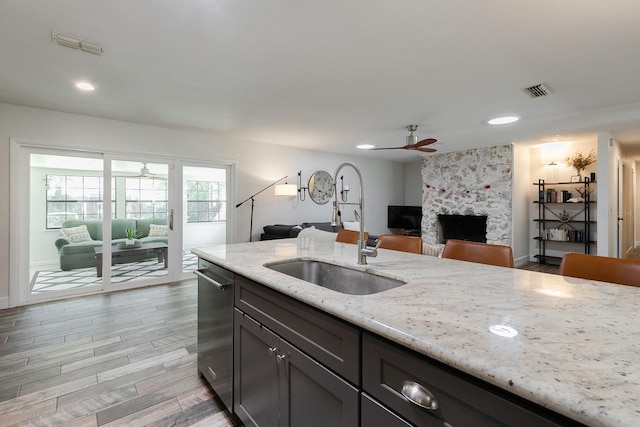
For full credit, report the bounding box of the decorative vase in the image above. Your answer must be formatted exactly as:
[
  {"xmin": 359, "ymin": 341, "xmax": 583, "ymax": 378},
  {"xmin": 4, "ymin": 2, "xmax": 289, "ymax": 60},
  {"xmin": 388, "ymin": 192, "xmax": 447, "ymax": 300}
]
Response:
[{"xmin": 125, "ymin": 238, "xmax": 135, "ymax": 246}]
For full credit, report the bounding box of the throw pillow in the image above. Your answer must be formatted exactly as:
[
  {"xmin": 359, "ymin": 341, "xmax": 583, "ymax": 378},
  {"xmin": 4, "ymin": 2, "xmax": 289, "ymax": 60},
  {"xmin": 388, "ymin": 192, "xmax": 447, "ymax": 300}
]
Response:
[
  {"xmin": 61, "ymin": 225, "xmax": 92, "ymax": 243},
  {"xmin": 297, "ymin": 226, "xmax": 337, "ymax": 242},
  {"xmin": 148, "ymin": 224, "xmax": 168, "ymax": 237}
]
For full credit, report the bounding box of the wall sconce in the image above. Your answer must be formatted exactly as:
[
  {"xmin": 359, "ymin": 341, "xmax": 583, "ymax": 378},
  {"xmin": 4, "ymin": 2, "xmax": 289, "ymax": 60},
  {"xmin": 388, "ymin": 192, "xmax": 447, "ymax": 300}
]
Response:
[
  {"xmin": 340, "ymin": 175, "xmax": 349, "ymax": 202},
  {"xmin": 541, "ymin": 142, "xmax": 571, "ymax": 183},
  {"xmin": 297, "ymin": 171, "xmax": 308, "ymax": 201}
]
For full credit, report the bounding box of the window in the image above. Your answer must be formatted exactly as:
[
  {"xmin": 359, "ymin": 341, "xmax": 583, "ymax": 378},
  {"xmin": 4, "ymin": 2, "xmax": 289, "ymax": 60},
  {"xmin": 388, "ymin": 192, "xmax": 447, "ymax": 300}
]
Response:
[
  {"xmin": 187, "ymin": 180, "xmax": 226, "ymax": 222},
  {"xmin": 125, "ymin": 178, "xmax": 168, "ymax": 219},
  {"xmin": 46, "ymin": 175, "xmax": 116, "ymax": 229}
]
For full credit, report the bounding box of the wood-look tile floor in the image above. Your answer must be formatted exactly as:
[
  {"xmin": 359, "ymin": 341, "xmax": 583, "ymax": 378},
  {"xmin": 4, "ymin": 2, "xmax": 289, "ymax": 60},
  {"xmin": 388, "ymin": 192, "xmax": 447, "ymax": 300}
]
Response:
[{"xmin": 0, "ymin": 280, "xmax": 237, "ymax": 427}]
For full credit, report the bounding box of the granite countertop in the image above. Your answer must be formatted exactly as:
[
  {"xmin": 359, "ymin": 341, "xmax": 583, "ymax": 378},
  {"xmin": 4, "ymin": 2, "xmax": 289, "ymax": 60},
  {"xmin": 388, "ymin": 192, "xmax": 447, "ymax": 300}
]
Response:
[{"xmin": 192, "ymin": 238, "xmax": 640, "ymax": 427}]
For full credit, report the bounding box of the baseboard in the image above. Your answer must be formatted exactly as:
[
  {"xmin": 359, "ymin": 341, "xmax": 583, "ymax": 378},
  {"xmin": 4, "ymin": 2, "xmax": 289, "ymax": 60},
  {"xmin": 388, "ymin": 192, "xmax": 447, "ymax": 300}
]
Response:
[
  {"xmin": 514, "ymin": 254, "xmax": 531, "ymax": 267},
  {"xmin": 0, "ymin": 297, "xmax": 9, "ymax": 310}
]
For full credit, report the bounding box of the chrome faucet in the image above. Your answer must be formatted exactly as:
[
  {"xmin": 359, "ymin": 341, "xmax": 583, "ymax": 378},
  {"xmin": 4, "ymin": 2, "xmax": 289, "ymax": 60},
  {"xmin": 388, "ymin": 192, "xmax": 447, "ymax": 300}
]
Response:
[{"xmin": 331, "ymin": 162, "xmax": 378, "ymax": 265}]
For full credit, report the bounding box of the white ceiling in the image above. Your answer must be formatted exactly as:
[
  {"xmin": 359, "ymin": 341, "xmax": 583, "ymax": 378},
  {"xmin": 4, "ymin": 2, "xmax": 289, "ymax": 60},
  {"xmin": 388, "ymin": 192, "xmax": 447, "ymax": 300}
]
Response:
[{"xmin": 2, "ymin": 0, "xmax": 640, "ymax": 161}]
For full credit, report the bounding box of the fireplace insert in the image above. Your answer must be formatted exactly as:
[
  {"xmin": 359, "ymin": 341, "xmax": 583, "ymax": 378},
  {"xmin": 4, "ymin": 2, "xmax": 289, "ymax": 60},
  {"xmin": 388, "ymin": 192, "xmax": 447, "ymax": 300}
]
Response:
[{"xmin": 438, "ymin": 214, "xmax": 487, "ymax": 243}]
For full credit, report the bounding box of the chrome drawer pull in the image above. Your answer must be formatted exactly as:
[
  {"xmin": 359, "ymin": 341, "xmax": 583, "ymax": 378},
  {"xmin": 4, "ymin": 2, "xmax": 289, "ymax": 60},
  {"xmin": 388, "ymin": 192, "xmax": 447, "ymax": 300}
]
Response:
[
  {"xmin": 276, "ymin": 354, "xmax": 288, "ymax": 364},
  {"xmin": 268, "ymin": 347, "xmax": 278, "ymax": 356},
  {"xmin": 401, "ymin": 380, "xmax": 439, "ymax": 410}
]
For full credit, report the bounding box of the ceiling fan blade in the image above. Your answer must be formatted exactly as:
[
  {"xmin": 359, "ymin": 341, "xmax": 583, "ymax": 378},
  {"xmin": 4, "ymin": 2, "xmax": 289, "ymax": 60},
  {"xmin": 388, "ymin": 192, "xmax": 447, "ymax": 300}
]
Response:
[
  {"xmin": 415, "ymin": 147, "xmax": 437, "ymax": 153},
  {"xmin": 371, "ymin": 146, "xmax": 406, "ymax": 150},
  {"xmin": 415, "ymin": 138, "xmax": 437, "ymax": 147}
]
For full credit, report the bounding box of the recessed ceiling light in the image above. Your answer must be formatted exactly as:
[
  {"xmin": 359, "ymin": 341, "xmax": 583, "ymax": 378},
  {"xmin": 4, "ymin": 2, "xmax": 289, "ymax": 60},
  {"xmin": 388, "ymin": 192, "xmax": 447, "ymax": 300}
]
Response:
[
  {"xmin": 357, "ymin": 144, "xmax": 375, "ymax": 150},
  {"xmin": 75, "ymin": 82, "xmax": 95, "ymax": 91},
  {"xmin": 488, "ymin": 116, "xmax": 519, "ymax": 125}
]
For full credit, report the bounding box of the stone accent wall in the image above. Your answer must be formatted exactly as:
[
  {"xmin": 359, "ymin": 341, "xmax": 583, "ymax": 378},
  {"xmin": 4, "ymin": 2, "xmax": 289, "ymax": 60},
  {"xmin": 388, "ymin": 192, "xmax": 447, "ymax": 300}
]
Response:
[{"xmin": 421, "ymin": 144, "xmax": 513, "ymax": 246}]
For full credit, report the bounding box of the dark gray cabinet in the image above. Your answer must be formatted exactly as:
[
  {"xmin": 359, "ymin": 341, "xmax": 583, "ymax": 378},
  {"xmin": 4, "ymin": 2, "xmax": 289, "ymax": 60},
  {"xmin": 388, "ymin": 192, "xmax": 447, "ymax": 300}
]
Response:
[
  {"xmin": 197, "ymin": 259, "xmax": 587, "ymax": 427},
  {"xmin": 234, "ymin": 279, "xmax": 360, "ymax": 427}
]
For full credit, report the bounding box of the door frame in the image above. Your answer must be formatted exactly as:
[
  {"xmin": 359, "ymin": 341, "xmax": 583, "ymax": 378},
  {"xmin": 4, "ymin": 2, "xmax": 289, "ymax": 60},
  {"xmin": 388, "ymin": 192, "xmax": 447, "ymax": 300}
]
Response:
[{"xmin": 9, "ymin": 138, "xmax": 235, "ymax": 307}]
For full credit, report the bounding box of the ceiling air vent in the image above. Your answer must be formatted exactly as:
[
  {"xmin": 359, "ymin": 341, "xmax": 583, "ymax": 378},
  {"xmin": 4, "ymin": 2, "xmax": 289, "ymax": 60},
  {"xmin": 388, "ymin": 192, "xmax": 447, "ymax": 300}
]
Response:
[
  {"xmin": 522, "ymin": 83, "xmax": 552, "ymax": 98},
  {"xmin": 51, "ymin": 31, "xmax": 103, "ymax": 55}
]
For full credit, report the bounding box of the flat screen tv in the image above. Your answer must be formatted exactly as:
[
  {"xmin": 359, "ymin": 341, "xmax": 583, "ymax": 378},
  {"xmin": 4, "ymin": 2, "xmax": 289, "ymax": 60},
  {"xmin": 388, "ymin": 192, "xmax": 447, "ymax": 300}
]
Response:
[{"xmin": 387, "ymin": 205, "xmax": 422, "ymax": 231}]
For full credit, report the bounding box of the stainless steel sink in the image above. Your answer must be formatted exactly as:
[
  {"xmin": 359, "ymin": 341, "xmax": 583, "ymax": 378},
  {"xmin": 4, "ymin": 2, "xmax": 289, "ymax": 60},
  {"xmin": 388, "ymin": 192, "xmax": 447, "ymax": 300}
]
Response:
[{"xmin": 265, "ymin": 259, "xmax": 406, "ymax": 295}]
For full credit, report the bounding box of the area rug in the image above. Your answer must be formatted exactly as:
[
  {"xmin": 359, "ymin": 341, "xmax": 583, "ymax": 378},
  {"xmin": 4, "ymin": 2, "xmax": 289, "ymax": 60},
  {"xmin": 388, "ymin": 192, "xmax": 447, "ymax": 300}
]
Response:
[{"xmin": 31, "ymin": 253, "xmax": 198, "ymax": 293}]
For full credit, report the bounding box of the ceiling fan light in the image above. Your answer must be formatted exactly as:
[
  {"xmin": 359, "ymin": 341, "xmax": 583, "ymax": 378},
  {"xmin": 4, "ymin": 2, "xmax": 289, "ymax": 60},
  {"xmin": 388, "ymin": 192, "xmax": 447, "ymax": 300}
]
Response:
[
  {"xmin": 357, "ymin": 144, "xmax": 375, "ymax": 150},
  {"xmin": 406, "ymin": 134, "xmax": 418, "ymax": 146}
]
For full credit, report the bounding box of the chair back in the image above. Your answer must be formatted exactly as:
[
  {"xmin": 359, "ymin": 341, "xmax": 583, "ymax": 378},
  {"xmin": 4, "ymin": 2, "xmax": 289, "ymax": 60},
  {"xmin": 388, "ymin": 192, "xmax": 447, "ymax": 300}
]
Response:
[
  {"xmin": 336, "ymin": 229, "xmax": 367, "ymax": 244},
  {"xmin": 559, "ymin": 253, "xmax": 640, "ymax": 287},
  {"xmin": 377, "ymin": 234, "xmax": 423, "ymax": 254},
  {"xmin": 441, "ymin": 239, "xmax": 514, "ymax": 268}
]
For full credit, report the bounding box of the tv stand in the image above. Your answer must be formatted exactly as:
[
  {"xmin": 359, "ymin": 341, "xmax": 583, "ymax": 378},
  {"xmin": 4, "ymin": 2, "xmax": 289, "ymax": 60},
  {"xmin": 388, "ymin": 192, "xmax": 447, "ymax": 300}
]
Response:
[{"xmin": 390, "ymin": 229, "xmax": 421, "ymax": 237}]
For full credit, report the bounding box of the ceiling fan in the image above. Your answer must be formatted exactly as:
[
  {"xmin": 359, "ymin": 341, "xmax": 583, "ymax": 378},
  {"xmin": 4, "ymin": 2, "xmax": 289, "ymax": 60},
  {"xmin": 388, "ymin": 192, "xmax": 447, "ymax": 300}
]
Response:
[
  {"xmin": 373, "ymin": 125, "xmax": 437, "ymax": 153},
  {"xmin": 115, "ymin": 163, "xmax": 167, "ymax": 180}
]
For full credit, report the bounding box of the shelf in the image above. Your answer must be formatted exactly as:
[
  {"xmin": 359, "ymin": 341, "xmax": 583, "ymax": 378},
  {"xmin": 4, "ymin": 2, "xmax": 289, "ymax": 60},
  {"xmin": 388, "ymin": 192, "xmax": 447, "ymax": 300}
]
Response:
[
  {"xmin": 533, "ymin": 237, "xmax": 596, "ymax": 243},
  {"xmin": 533, "ymin": 201, "xmax": 595, "ymax": 205},
  {"xmin": 532, "ymin": 181, "xmax": 595, "ymax": 185},
  {"xmin": 533, "ymin": 178, "xmax": 595, "ymax": 265},
  {"xmin": 533, "ymin": 219, "xmax": 596, "ymax": 223}
]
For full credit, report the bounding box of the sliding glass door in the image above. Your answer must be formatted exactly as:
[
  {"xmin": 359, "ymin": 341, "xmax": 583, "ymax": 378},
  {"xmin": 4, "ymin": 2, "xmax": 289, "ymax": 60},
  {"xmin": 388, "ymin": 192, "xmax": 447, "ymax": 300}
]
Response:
[{"xmin": 11, "ymin": 141, "xmax": 233, "ymax": 306}]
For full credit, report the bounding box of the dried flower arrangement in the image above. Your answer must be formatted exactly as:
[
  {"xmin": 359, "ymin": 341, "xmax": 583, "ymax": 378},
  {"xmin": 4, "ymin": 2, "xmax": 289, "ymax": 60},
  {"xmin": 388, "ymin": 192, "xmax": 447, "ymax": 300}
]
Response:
[{"xmin": 566, "ymin": 149, "xmax": 596, "ymax": 174}]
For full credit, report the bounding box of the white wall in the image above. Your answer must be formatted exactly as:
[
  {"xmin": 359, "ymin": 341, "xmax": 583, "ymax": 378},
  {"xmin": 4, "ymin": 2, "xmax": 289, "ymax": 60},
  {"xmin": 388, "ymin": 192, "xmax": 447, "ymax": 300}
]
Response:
[
  {"xmin": 403, "ymin": 160, "xmax": 422, "ymax": 206},
  {"xmin": 597, "ymin": 132, "xmax": 617, "ymax": 256},
  {"xmin": 511, "ymin": 144, "xmax": 530, "ymax": 265},
  {"xmin": 0, "ymin": 103, "xmax": 406, "ymax": 306}
]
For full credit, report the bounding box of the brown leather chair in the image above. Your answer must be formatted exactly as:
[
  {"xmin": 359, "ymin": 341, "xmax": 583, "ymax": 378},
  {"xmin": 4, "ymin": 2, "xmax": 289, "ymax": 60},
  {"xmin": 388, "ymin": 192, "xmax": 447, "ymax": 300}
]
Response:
[
  {"xmin": 336, "ymin": 229, "xmax": 368, "ymax": 244},
  {"xmin": 441, "ymin": 239, "xmax": 514, "ymax": 268},
  {"xmin": 377, "ymin": 234, "xmax": 423, "ymax": 254},
  {"xmin": 559, "ymin": 253, "xmax": 640, "ymax": 287}
]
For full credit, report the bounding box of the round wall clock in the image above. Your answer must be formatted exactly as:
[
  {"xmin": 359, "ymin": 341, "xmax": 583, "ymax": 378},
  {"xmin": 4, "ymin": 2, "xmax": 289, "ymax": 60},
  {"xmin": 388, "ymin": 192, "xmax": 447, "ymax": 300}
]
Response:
[{"xmin": 308, "ymin": 170, "xmax": 334, "ymax": 205}]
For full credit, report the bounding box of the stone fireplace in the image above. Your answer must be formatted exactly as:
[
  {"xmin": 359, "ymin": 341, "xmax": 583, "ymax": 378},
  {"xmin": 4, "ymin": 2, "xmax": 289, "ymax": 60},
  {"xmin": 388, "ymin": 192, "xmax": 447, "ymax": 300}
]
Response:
[{"xmin": 421, "ymin": 144, "xmax": 513, "ymax": 247}]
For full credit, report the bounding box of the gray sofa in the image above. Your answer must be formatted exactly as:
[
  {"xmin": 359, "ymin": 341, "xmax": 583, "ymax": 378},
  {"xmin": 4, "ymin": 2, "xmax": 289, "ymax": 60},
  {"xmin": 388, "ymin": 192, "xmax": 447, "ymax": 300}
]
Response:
[
  {"xmin": 261, "ymin": 222, "xmax": 378, "ymax": 246},
  {"xmin": 54, "ymin": 218, "xmax": 168, "ymax": 271}
]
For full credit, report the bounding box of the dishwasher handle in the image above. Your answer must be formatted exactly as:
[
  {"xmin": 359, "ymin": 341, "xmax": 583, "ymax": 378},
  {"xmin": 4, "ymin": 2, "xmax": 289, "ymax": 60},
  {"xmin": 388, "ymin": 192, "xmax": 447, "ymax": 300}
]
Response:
[{"xmin": 194, "ymin": 269, "xmax": 232, "ymax": 291}]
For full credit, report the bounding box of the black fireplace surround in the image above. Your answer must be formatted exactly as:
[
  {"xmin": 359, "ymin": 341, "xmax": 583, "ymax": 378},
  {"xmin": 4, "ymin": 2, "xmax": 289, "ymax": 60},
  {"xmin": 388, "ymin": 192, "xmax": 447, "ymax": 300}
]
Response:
[{"xmin": 438, "ymin": 214, "xmax": 487, "ymax": 243}]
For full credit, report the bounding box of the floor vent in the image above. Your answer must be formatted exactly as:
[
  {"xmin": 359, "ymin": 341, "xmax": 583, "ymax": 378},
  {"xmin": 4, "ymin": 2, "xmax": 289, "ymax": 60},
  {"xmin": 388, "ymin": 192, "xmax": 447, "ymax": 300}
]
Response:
[{"xmin": 522, "ymin": 83, "xmax": 552, "ymax": 98}]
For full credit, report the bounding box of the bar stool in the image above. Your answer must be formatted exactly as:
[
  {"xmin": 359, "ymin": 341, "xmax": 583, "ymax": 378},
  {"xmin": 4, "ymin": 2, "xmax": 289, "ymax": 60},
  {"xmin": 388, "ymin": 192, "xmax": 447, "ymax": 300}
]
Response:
[
  {"xmin": 441, "ymin": 239, "xmax": 514, "ymax": 268},
  {"xmin": 377, "ymin": 234, "xmax": 423, "ymax": 254},
  {"xmin": 559, "ymin": 253, "xmax": 640, "ymax": 287}
]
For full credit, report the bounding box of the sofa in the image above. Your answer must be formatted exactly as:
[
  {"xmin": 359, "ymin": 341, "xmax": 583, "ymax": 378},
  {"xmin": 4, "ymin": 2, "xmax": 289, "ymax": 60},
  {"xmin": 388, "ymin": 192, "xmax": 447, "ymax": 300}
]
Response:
[
  {"xmin": 261, "ymin": 222, "xmax": 378, "ymax": 246},
  {"xmin": 54, "ymin": 218, "xmax": 169, "ymax": 271}
]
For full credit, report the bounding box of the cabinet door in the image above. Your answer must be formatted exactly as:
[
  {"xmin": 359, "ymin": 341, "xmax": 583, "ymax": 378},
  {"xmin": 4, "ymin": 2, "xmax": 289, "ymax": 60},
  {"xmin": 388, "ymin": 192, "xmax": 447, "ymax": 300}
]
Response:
[
  {"xmin": 279, "ymin": 339, "xmax": 359, "ymax": 427},
  {"xmin": 234, "ymin": 309, "xmax": 280, "ymax": 427}
]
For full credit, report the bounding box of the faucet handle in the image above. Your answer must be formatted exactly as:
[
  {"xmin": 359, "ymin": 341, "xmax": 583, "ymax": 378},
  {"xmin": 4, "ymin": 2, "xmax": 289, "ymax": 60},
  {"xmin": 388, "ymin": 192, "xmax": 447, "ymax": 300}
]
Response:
[{"xmin": 361, "ymin": 239, "xmax": 380, "ymax": 258}]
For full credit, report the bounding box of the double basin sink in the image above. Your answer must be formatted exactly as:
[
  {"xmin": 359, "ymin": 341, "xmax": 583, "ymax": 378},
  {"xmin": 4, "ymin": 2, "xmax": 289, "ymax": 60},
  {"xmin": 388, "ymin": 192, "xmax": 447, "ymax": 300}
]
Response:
[{"xmin": 265, "ymin": 259, "xmax": 406, "ymax": 295}]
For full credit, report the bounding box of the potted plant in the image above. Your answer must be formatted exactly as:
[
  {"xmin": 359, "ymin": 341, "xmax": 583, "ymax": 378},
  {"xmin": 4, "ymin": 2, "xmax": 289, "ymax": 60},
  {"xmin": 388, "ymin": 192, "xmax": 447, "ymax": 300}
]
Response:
[
  {"xmin": 125, "ymin": 228, "xmax": 142, "ymax": 246},
  {"xmin": 566, "ymin": 149, "xmax": 596, "ymax": 181}
]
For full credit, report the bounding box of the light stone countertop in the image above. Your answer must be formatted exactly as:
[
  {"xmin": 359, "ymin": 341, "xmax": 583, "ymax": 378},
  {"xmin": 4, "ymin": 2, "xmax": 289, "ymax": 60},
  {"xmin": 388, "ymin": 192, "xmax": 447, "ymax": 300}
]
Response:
[{"xmin": 192, "ymin": 238, "xmax": 640, "ymax": 427}]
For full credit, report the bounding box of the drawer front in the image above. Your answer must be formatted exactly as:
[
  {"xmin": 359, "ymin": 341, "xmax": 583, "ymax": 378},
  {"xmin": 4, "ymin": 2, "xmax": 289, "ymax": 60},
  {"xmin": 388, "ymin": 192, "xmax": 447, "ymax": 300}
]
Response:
[
  {"xmin": 361, "ymin": 393, "xmax": 420, "ymax": 427},
  {"xmin": 362, "ymin": 333, "xmax": 581, "ymax": 427},
  {"xmin": 235, "ymin": 276, "xmax": 360, "ymax": 385}
]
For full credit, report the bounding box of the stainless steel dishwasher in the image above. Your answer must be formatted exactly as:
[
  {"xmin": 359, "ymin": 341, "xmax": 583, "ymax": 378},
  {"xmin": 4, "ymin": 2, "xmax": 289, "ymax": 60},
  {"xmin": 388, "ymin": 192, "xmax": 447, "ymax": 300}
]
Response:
[{"xmin": 195, "ymin": 257, "xmax": 234, "ymax": 411}]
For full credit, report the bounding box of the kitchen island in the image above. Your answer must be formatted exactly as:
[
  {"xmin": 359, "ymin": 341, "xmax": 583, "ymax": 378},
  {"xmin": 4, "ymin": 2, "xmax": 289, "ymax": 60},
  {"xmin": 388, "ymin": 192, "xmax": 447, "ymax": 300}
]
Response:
[{"xmin": 193, "ymin": 238, "xmax": 640, "ymax": 427}]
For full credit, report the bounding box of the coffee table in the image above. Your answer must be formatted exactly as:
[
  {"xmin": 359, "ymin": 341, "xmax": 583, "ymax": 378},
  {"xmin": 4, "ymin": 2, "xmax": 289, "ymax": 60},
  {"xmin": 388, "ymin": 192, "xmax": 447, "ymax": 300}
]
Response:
[{"xmin": 94, "ymin": 242, "xmax": 168, "ymax": 277}]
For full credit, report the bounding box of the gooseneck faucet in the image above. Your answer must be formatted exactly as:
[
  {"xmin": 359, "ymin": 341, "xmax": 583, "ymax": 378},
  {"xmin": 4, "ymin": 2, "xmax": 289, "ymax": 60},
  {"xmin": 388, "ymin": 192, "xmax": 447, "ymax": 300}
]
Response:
[{"xmin": 331, "ymin": 162, "xmax": 378, "ymax": 265}]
